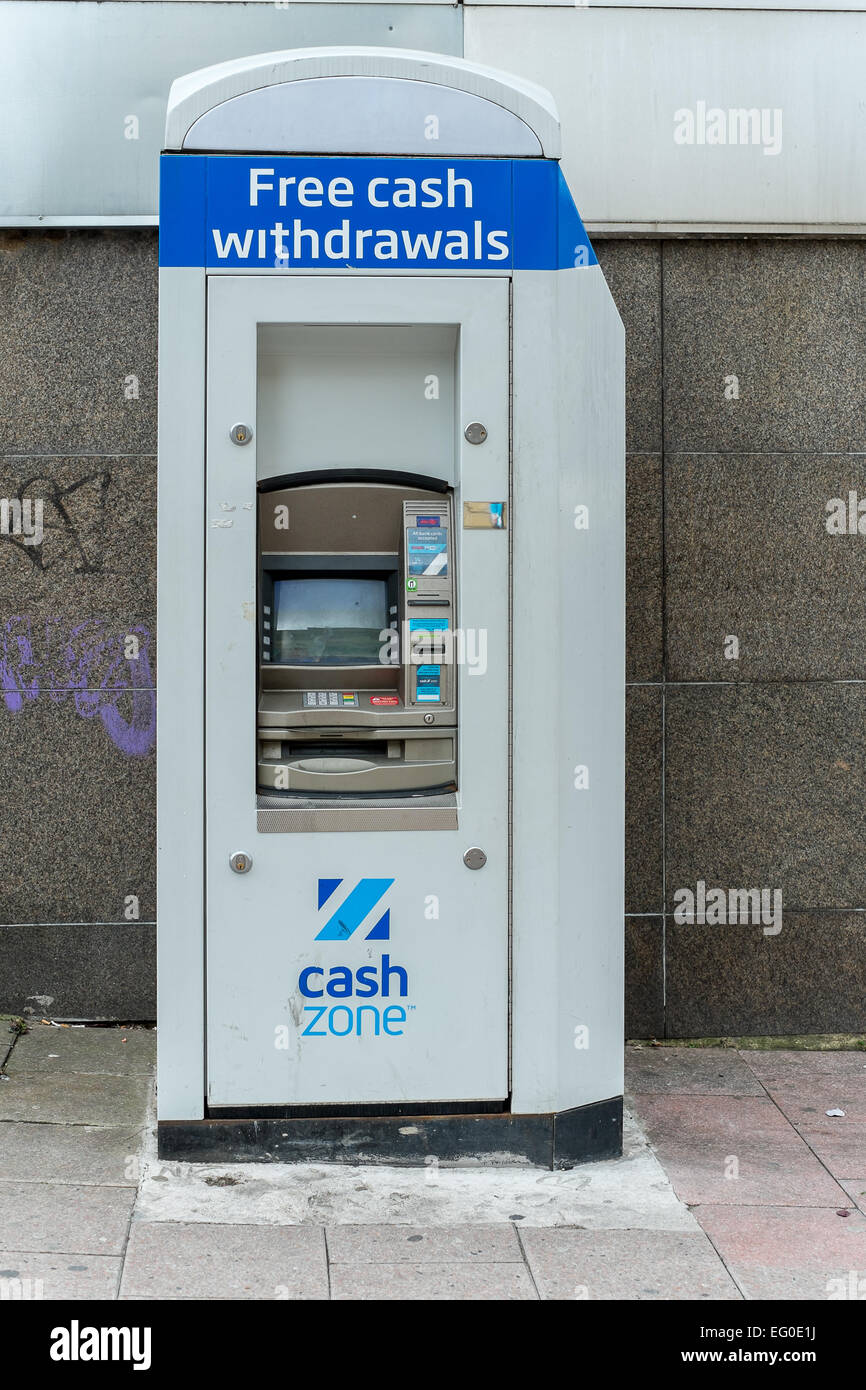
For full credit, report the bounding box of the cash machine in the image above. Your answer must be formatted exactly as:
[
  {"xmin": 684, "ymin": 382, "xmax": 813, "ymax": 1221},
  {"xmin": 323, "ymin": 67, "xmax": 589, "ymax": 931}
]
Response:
[
  {"xmin": 157, "ymin": 48, "xmax": 625, "ymax": 1166},
  {"xmin": 257, "ymin": 478, "xmax": 458, "ymax": 798}
]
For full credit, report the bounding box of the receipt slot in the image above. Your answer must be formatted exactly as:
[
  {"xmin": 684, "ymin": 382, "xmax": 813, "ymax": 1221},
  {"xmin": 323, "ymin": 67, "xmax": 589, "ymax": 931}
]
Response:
[{"xmin": 157, "ymin": 49, "xmax": 625, "ymax": 1167}]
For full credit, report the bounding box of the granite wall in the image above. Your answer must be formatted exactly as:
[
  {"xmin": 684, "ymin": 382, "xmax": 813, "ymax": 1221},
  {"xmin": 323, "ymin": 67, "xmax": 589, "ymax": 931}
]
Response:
[
  {"xmin": 0, "ymin": 231, "xmax": 157, "ymax": 1018},
  {"xmin": 0, "ymin": 229, "xmax": 863, "ymax": 1035},
  {"xmin": 597, "ymin": 237, "xmax": 866, "ymax": 1039}
]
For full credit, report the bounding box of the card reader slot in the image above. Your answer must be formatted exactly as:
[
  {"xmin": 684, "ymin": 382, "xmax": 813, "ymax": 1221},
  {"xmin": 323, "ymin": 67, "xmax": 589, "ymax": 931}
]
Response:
[{"xmin": 282, "ymin": 740, "xmax": 389, "ymax": 760}]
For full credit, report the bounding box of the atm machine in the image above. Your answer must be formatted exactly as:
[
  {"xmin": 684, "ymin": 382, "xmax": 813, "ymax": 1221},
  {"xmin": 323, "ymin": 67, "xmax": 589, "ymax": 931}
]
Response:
[
  {"xmin": 157, "ymin": 48, "xmax": 625, "ymax": 1166},
  {"xmin": 257, "ymin": 478, "xmax": 459, "ymax": 800}
]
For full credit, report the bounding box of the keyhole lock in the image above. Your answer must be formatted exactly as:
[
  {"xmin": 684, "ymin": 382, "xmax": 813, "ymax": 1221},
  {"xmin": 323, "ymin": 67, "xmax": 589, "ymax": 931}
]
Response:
[
  {"xmin": 230, "ymin": 852, "xmax": 253, "ymax": 874},
  {"xmin": 464, "ymin": 422, "xmax": 487, "ymax": 445},
  {"xmin": 463, "ymin": 847, "xmax": 487, "ymax": 870},
  {"xmin": 230, "ymin": 423, "xmax": 253, "ymax": 446}
]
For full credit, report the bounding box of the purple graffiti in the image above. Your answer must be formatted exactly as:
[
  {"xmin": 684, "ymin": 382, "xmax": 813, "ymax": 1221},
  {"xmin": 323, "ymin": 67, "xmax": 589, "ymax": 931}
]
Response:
[{"xmin": 0, "ymin": 616, "xmax": 155, "ymax": 757}]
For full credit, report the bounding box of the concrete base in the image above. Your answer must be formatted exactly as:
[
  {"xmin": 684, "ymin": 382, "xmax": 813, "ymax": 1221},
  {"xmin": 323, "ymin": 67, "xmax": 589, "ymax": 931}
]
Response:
[{"xmin": 157, "ymin": 1096, "xmax": 623, "ymax": 1168}]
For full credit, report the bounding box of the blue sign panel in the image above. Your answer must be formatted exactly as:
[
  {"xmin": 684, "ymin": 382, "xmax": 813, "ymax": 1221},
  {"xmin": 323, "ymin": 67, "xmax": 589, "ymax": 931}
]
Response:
[{"xmin": 159, "ymin": 155, "xmax": 596, "ymax": 271}]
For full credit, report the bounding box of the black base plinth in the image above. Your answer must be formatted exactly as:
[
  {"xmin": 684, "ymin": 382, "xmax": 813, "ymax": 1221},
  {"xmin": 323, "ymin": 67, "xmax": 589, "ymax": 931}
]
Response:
[{"xmin": 157, "ymin": 1096, "xmax": 623, "ymax": 1168}]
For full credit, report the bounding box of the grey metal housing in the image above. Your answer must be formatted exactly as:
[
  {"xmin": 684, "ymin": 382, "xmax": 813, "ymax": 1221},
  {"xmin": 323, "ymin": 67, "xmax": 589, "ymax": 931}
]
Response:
[{"xmin": 157, "ymin": 46, "xmax": 624, "ymax": 1160}]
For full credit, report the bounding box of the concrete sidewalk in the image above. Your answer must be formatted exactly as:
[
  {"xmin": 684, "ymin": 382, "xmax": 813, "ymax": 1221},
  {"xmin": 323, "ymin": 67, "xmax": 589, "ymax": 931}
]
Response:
[{"xmin": 0, "ymin": 1022, "xmax": 863, "ymax": 1300}]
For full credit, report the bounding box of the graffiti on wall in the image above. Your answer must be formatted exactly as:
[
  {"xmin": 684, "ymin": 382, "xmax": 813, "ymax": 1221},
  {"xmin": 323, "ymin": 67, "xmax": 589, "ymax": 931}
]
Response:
[
  {"xmin": 0, "ymin": 464, "xmax": 156, "ymax": 757},
  {"xmin": 0, "ymin": 470, "xmax": 114, "ymax": 574},
  {"xmin": 0, "ymin": 616, "xmax": 155, "ymax": 757}
]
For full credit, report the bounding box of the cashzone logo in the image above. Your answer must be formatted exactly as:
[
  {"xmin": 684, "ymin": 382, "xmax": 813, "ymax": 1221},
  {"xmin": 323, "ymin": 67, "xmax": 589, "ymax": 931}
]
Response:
[{"xmin": 298, "ymin": 878, "xmax": 412, "ymax": 1038}]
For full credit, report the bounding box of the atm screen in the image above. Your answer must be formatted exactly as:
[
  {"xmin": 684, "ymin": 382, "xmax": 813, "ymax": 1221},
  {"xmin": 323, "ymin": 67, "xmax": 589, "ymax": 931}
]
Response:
[{"xmin": 271, "ymin": 577, "xmax": 388, "ymax": 665}]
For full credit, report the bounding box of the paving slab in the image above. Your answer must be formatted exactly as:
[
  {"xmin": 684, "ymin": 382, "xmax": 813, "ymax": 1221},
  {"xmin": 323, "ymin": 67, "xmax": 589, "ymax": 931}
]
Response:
[
  {"xmin": 635, "ymin": 1095, "xmax": 851, "ymax": 1206},
  {"xmin": 696, "ymin": 1205, "xmax": 866, "ymax": 1300},
  {"xmin": 329, "ymin": 1260, "xmax": 537, "ymax": 1300},
  {"xmin": 120, "ymin": 1221, "xmax": 327, "ymax": 1300},
  {"xmin": 0, "ymin": 1122, "xmax": 143, "ymax": 1186},
  {"xmin": 0, "ymin": 1250, "xmax": 121, "ymax": 1300},
  {"xmin": 740, "ymin": 1072, "xmax": 866, "ymax": 1181},
  {"xmin": 741, "ymin": 1048, "xmax": 866, "ymax": 1081},
  {"xmin": 3, "ymin": 1024, "xmax": 863, "ymax": 1302},
  {"xmin": 626, "ymin": 1046, "xmax": 764, "ymax": 1096},
  {"xmin": 786, "ymin": 1118, "xmax": 866, "ymax": 1183},
  {"xmin": 521, "ymin": 1227, "xmax": 742, "ymax": 1301},
  {"xmin": 0, "ymin": 1071, "xmax": 151, "ymax": 1127},
  {"xmin": 838, "ymin": 1180, "xmax": 866, "ymax": 1215},
  {"xmin": 326, "ymin": 1223, "xmax": 523, "ymax": 1264},
  {"xmin": 0, "ymin": 1180, "xmax": 135, "ymax": 1255},
  {"xmin": 757, "ymin": 1074, "xmax": 866, "ymax": 1124},
  {"xmin": 7, "ymin": 1025, "xmax": 156, "ymax": 1075},
  {"xmin": 747, "ymin": 1076, "xmax": 866, "ymax": 1179}
]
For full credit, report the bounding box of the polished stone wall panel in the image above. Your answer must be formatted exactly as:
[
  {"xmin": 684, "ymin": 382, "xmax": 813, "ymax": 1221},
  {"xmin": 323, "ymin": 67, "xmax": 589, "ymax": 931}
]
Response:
[{"xmin": 2, "ymin": 227, "xmax": 865, "ymax": 1034}]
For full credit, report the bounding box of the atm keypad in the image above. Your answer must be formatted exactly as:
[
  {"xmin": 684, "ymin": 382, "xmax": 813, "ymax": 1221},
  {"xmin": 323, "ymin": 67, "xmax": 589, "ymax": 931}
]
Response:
[{"xmin": 303, "ymin": 691, "xmax": 358, "ymax": 708}]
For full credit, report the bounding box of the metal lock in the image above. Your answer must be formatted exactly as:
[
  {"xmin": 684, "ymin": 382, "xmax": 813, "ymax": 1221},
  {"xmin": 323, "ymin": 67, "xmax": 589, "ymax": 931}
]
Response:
[
  {"xmin": 423, "ymin": 712, "xmax": 435, "ymax": 725},
  {"xmin": 464, "ymin": 422, "xmax": 487, "ymax": 445},
  {"xmin": 230, "ymin": 423, "xmax": 253, "ymax": 446},
  {"xmin": 229, "ymin": 852, "xmax": 253, "ymax": 874},
  {"xmin": 463, "ymin": 847, "xmax": 487, "ymax": 870}
]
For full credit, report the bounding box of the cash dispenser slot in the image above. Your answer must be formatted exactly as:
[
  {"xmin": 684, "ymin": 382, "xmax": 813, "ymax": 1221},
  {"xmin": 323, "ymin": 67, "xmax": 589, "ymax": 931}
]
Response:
[
  {"xmin": 258, "ymin": 729, "xmax": 457, "ymax": 795},
  {"xmin": 257, "ymin": 479, "xmax": 456, "ymax": 797}
]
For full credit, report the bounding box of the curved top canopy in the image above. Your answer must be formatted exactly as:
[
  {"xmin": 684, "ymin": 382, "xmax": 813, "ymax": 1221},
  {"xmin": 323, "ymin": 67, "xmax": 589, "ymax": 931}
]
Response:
[{"xmin": 164, "ymin": 47, "xmax": 561, "ymax": 160}]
